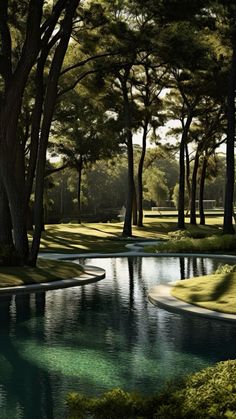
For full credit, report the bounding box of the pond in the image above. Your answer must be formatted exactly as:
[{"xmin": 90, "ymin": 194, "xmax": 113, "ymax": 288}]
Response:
[{"xmin": 0, "ymin": 256, "xmax": 236, "ymax": 419}]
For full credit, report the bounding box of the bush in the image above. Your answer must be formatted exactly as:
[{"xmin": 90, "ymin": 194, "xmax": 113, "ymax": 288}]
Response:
[
  {"xmin": 146, "ymin": 234, "xmax": 236, "ymax": 254},
  {"xmin": 215, "ymin": 264, "xmax": 236, "ymax": 274},
  {"xmin": 167, "ymin": 230, "xmax": 192, "ymax": 240},
  {"xmin": 66, "ymin": 360, "xmax": 236, "ymax": 419}
]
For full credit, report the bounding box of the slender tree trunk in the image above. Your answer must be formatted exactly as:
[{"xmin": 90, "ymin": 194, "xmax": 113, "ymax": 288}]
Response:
[
  {"xmin": 199, "ymin": 155, "xmax": 207, "ymax": 226},
  {"xmin": 223, "ymin": 40, "xmax": 236, "ymax": 235},
  {"xmin": 77, "ymin": 157, "xmax": 83, "ymax": 224},
  {"xmin": 137, "ymin": 118, "xmax": 148, "ymax": 227},
  {"xmin": 178, "ymin": 138, "xmax": 185, "ymax": 229},
  {"xmin": 185, "ymin": 143, "xmax": 191, "ymax": 215},
  {"xmin": 123, "ymin": 131, "xmax": 134, "ymax": 236},
  {"xmin": 190, "ymin": 147, "xmax": 200, "ymax": 225},
  {"xmin": 132, "ymin": 180, "xmax": 137, "ymax": 226},
  {"xmin": 120, "ymin": 69, "xmax": 134, "ymax": 237},
  {"xmin": 178, "ymin": 115, "xmax": 193, "ymax": 229}
]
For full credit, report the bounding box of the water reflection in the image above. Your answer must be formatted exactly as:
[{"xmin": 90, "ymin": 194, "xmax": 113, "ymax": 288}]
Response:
[{"xmin": 0, "ymin": 256, "xmax": 235, "ymax": 418}]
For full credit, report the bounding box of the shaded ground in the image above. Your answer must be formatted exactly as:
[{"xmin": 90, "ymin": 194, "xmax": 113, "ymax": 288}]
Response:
[{"xmin": 33, "ymin": 214, "xmax": 223, "ymax": 254}]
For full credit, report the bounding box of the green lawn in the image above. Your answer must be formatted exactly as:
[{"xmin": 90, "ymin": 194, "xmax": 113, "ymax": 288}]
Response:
[
  {"xmin": 34, "ymin": 214, "xmax": 223, "ymax": 254},
  {"xmin": 0, "ymin": 259, "xmax": 84, "ymax": 288},
  {"xmin": 172, "ymin": 272, "xmax": 236, "ymax": 315}
]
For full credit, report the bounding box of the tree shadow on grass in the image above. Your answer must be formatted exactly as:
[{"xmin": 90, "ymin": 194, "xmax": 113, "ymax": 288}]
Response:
[
  {"xmin": 39, "ymin": 230, "xmax": 128, "ymax": 253},
  {"xmin": 189, "ymin": 272, "xmax": 234, "ymax": 303}
]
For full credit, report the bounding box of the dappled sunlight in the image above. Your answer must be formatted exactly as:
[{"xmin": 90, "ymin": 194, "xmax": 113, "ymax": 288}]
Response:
[{"xmin": 27, "ymin": 218, "xmax": 224, "ymax": 255}]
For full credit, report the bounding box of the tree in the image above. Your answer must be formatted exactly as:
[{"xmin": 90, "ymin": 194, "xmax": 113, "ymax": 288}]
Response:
[
  {"xmin": 143, "ymin": 167, "xmax": 169, "ymax": 207},
  {"xmin": 52, "ymin": 89, "xmax": 121, "ymax": 223},
  {"xmin": 0, "ymin": 0, "xmax": 80, "ymax": 266}
]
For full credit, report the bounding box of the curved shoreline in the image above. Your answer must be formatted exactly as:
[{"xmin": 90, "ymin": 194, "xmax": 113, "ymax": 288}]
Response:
[
  {"xmin": 0, "ymin": 249, "xmax": 236, "ymax": 323},
  {"xmin": 148, "ymin": 282, "xmax": 236, "ymax": 323},
  {"xmin": 0, "ymin": 264, "xmax": 105, "ymax": 296}
]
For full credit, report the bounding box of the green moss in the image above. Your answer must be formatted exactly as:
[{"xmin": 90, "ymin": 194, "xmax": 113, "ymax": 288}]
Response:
[
  {"xmin": 0, "ymin": 259, "xmax": 84, "ymax": 288},
  {"xmin": 66, "ymin": 360, "xmax": 236, "ymax": 419}
]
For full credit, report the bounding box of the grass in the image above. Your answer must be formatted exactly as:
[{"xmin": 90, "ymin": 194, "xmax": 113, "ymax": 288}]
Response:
[
  {"xmin": 172, "ymin": 271, "xmax": 236, "ymax": 314},
  {"xmin": 34, "ymin": 214, "xmax": 223, "ymax": 254},
  {"xmin": 0, "ymin": 259, "xmax": 84, "ymax": 288},
  {"xmin": 146, "ymin": 233, "xmax": 236, "ymax": 254}
]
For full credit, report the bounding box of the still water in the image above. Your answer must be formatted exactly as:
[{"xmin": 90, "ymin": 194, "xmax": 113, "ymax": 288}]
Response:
[{"xmin": 0, "ymin": 256, "xmax": 236, "ymax": 419}]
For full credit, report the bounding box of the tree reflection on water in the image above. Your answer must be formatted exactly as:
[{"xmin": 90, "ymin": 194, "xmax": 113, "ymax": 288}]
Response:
[{"xmin": 0, "ymin": 256, "xmax": 235, "ymax": 418}]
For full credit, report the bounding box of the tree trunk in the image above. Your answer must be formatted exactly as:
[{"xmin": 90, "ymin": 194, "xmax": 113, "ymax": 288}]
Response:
[
  {"xmin": 25, "ymin": 57, "xmax": 45, "ymax": 206},
  {"xmin": 190, "ymin": 147, "xmax": 200, "ymax": 225},
  {"xmin": 132, "ymin": 180, "xmax": 137, "ymax": 226},
  {"xmin": 137, "ymin": 118, "xmax": 148, "ymax": 227},
  {"xmin": 199, "ymin": 155, "xmax": 207, "ymax": 225},
  {"xmin": 120, "ymin": 69, "xmax": 134, "ymax": 237},
  {"xmin": 178, "ymin": 138, "xmax": 185, "ymax": 229},
  {"xmin": 0, "ymin": 147, "xmax": 29, "ymax": 264},
  {"xmin": 0, "ymin": 179, "xmax": 13, "ymax": 246},
  {"xmin": 123, "ymin": 131, "xmax": 134, "ymax": 236},
  {"xmin": 29, "ymin": 0, "xmax": 79, "ymax": 266},
  {"xmin": 77, "ymin": 157, "xmax": 83, "ymax": 224},
  {"xmin": 185, "ymin": 143, "xmax": 191, "ymax": 215},
  {"xmin": 223, "ymin": 39, "xmax": 236, "ymax": 235},
  {"xmin": 178, "ymin": 114, "xmax": 193, "ymax": 229}
]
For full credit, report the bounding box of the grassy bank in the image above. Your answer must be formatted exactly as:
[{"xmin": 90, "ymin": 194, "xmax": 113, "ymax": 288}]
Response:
[
  {"xmin": 146, "ymin": 233, "xmax": 236, "ymax": 254},
  {"xmin": 172, "ymin": 269, "xmax": 236, "ymax": 315},
  {"xmin": 0, "ymin": 259, "xmax": 84, "ymax": 288}
]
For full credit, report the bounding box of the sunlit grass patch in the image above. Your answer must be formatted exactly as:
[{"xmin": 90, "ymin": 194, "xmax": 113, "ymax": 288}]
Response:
[
  {"xmin": 172, "ymin": 271, "xmax": 236, "ymax": 314},
  {"xmin": 0, "ymin": 259, "xmax": 84, "ymax": 288}
]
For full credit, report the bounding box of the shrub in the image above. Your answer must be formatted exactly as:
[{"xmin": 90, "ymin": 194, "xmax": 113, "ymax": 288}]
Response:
[
  {"xmin": 167, "ymin": 230, "xmax": 191, "ymax": 240},
  {"xmin": 66, "ymin": 360, "xmax": 236, "ymax": 419},
  {"xmin": 215, "ymin": 264, "xmax": 236, "ymax": 274},
  {"xmin": 146, "ymin": 234, "xmax": 236, "ymax": 254}
]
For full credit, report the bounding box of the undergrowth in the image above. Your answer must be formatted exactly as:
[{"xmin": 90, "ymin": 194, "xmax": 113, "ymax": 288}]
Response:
[{"xmin": 66, "ymin": 360, "xmax": 236, "ymax": 419}]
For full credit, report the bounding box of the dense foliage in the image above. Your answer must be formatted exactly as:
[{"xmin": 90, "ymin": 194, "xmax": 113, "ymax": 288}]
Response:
[
  {"xmin": 0, "ymin": 0, "xmax": 236, "ymax": 266},
  {"xmin": 66, "ymin": 360, "xmax": 236, "ymax": 419}
]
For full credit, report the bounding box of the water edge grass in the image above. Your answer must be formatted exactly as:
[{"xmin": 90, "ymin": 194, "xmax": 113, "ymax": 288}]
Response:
[
  {"xmin": 171, "ymin": 270, "xmax": 236, "ymax": 315},
  {"xmin": 0, "ymin": 259, "xmax": 84, "ymax": 288}
]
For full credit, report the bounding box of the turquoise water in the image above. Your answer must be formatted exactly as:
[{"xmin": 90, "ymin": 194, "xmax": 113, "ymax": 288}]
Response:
[{"xmin": 0, "ymin": 256, "xmax": 236, "ymax": 418}]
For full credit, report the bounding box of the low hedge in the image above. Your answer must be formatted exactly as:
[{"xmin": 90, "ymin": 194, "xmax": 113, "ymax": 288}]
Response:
[{"xmin": 66, "ymin": 360, "xmax": 236, "ymax": 418}]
